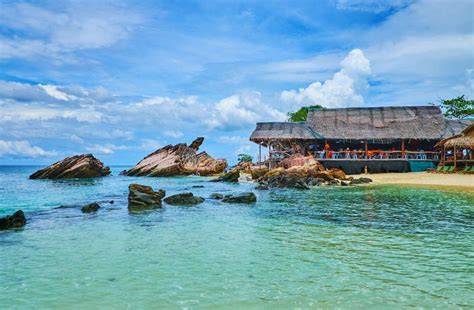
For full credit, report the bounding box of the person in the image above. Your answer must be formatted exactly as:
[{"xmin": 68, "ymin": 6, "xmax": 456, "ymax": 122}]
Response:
[
  {"xmin": 324, "ymin": 142, "xmax": 330, "ymax": 159},
  {"xmin": 345, "ymin": 147, "xmax": 350, "ymax": 159},
  {"xmin": 463, "ymin": 148, "xmax": 468, "ymax": 159},
  {"xmin": 351, "ymin": 149, "xmax": 358, "ymax": 159}
]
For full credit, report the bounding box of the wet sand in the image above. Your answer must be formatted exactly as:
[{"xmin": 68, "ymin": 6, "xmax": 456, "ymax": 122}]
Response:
[{"xmin": 351, "ymin": 172, "xmax": 474, "ymax": 191}]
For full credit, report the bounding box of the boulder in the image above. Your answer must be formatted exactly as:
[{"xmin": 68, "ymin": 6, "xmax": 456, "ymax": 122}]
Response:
[
  {"xmin": 209, "ymin": 193, "xmax": 224, "ymax": 199},
  {"xmin": 211, "ymin": 168, "xmax": 240, "ymax": 182},
  {"xmin": 314, "ymin": 171, "xmax": 334, "ymax": 182},
  {"xmin": 164, "ymin": 193, "xmax": 205, "ymax": 206},
  {"xmin": 250, "ymin": 167, "xmax": 269, "ymax": 180},
  {"xmin": 125, "ymin": 137, "xmax": 227, "ymax": 177},
  {"xmin": 278, "ymin": 154, "xmax": 324, "ymax": 170},
  {"xmin": 81, "ymin": 202, "xmax": 100, "ymax": 213},
  {"xmin": 222, "ymin": 192, "xmax": 257, "ymax": 204},
  {"xmin": 351, "ymin": 177, "xmax": 373, "ymax": 185},
  {"xmin": 255, "ymin": 184, "xmax": 269, "ymax": 190},
  {"xmin": 328, "ymin": 168, "xmax": 348, "ymax": 180},
  {"xmin": 29, "ymin": 154, "xmax": 110, "ymax": 179},
  {"xmin": 128, "ymin": 184, "xmax": 166, "ymax": 211},
  {"xmin": 0, "ymin": 210, "xmax": 26, "ymax": 230}
]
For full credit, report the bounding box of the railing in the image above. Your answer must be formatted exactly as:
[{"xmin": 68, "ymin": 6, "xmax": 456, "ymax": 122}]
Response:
[{"xmin": 313, "ymin": 150, "xmax": 440, "ymax": 161}]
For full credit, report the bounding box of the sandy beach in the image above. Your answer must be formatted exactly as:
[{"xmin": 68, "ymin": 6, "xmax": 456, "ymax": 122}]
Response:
[{"xmin": 351, "ymin": 172, "xmax": 474, "ymax": 190}]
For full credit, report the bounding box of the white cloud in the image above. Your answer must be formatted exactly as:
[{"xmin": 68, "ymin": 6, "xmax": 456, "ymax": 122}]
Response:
[
  {"xmin": 0, "ymin": 2, "xmax": 143, "ymax": 61},
  {"xmin": 39, "ymin": 84, "xmax": 75, "ymax": 101},
  {"xmin": 334, "ymin": 0, "xmax": 414, "ymax": 13},
  {"xmin": 140, "ymin": 139, "xmax": 162, "ymax": 151},
  {"xmin": 163, "ymin": 130, "xmax": 184, "ymax": 138},
  {"xmin": 85, "ymin": 144, "xmax": 128, "ymax": 155},
  {"xmin": 0, "ymin": 140, "xmax": 57, "ymax": 158},
  {"xmin": 208, "ymin": 91, "xmax": 286, "ymax": 131},
  {"xmin": 280, "ymin": 49, "xmax": 371, "ymax": 108}
]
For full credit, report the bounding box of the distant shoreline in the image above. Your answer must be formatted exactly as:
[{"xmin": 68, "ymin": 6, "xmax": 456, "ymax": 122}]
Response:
[{"xmin": 351, "ymin": 172, "xmax": 474, "ymax": 191}]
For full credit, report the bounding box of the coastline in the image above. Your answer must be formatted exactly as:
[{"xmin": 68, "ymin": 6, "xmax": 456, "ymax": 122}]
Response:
[{"xmin": 350, "ymin": 172, "xmax": 474, "ymax": 192}]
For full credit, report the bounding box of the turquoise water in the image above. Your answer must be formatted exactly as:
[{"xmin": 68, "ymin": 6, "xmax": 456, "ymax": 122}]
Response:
[{"xmin": 1, "ymin": 166, "xmax": 473, "ymax": 309}]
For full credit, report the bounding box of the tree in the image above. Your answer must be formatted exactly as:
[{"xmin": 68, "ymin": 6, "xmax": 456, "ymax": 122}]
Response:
[
  {"xmin": 439, "ymin": 95, "xmax": 474, "ymax": 119},
  {"xmin": 237, "ymin": 154, "xmax": 253, "ymax": 163},
  {"xmin": 287, "ymin": 105, "xmax": 323, "ymax": 122}
]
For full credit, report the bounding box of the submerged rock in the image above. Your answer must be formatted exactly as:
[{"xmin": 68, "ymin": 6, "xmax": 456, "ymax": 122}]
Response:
[
  {"xmin": 0, "ymin": 210, "xmax": 26, "ymax": 230},
  {"xmin": 124, "ymin": 137, "xmax": 227, "ymax": 177},
  {"xmin": 29, "ymin": 154, "xmax": 110, "ymax": 179},
  {"xmin": 81, "ymin": 202, "xmax": 100, "ymax": 213},
  {"xmin": 222, "ymin": 192, "xmax": 257, "ymax": 204},
  {"xmin": 164, "ymin": 193, "xmax": 205, "ymax": 206},
  {"xmin": 209, "ymin": 193, "xmax": 224, "ymax": 199},
  {"xmin": 128, "ymin": 184, "xmax": 166, "ymax": 211}
]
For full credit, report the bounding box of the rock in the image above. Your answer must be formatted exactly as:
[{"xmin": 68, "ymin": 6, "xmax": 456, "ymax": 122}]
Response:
[
  {"xmin": 124, "ymin": 137, "xmax": 227, "ymax": 177},
  {"xmin": 307, "ymin": 177, "xmax": 324, "ymax": 187},
  {"xmin": 235, "ymin": 161, "xmax": 253, "ymax": 174},
  {"xmin": 209, "ymin": 193, "xmax": 224, "ymax": 199},
  {"xmin": 340, "ymin": 180, "xmax": 351, "ymax": 186},
  {"xmin": 29, "ymin": 154, "xmax": 110, "ymax": 179},
  {"xmin": 329, "ymin": 168, "xmax": 348, "ymax": 180},
  {"xmin": 222, "ymin": 192, "xmax": 257, "ymax": 204},
  {"xmin": 250, "ymin": 167, "xmax": 269, "ymax": 180},
  {"xmin": 211, "ymin": 168, "xmax": 240, "ymax": 182},
  {"xmin": 119, "ymin": 170, "xmax": 127, "ymax": 175},
  {"xmin": 351, "ymin": 177, "xmax": 373, "ymax": 185},
  {"xmin": 279, "ymin": 154, "xmax": 324, "ymax": 170},
  {"xmin": 0, "ymin": 210, "xmax": 26, "ymax": 230},
  {"xmin": 314, "ymin": 171, "xmax": 334, "ymax": 182},
  {"xmin": 164, "ymin": 193, "xmax": 205, "ymax": 206},
  {"xmin": 81, "ymin": 202, "xmax": 100, "ymax": 213},
  {"xmin": 128, "ymin": 184, "xmax": 165, "ymax": 211},
  {"xmin": 192, "ymin": 185, "xmax": 205, "ymax": 188},
  {"xmin": 255, "ymin": 184, "xmax": 269, "ymax": 190}
]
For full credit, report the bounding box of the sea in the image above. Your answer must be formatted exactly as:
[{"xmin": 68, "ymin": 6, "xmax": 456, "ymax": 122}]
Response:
[{"xmin": 1, "ymin": 165, "xmax": 473, "ymax": 308}]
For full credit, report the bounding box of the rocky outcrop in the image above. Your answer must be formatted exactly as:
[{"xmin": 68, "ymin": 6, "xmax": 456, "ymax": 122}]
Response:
[
  {"xmin": 278, "ymin": 154, "xmax": 324, "ymax": 170},
  {"xmin": 163, "ymin": 193, "xmax": 205, "ymax": 206},
  {"xmin": 209, "ymin": 193, "xmax": 224, "ymax": 199},
  {"xmin": 250, "ymin": 167, "xmax": 269, "ymax": 180},
  {"xmin": 128, "ymin": 184, "xmax": 166, "ymax": 211},
  {"xmin": 124, "ymin": 137, "xmax": 227, "ymax": 177},
  {"xmin": 30, "ymin": 154, "xmax": 110, "ymax": 179},
  {"xmin": 81, "ymin": 203, "xmax": 100, "ymax": 213},
  {"xmin": 222, "ymin": 192, "xmax": 257, "ymax": 204},
  {"xmin": 0, "ymin": 210, "xmax": 26, "ymax": 230},
  {"xmin": 210, "ymin": 168, "xmax": 240, "ymax": 182}
]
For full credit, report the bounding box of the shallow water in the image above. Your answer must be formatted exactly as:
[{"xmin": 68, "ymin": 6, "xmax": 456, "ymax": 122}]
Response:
[{"xmin": 1, "ymin": 166, "xmax": 473, "ymax": 309}]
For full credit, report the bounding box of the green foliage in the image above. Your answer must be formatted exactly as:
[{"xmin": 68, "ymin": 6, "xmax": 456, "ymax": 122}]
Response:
[
  {"xmin": 287, "ymin": 105, "xmax": 323, "ymax": 122},
  {"xmin": 237, "ymin": 154, "xmax": 253, "ymax": 163},
  {"xmin": 439, "ymin": 95, "xmax": 474, "ymax": 119}
]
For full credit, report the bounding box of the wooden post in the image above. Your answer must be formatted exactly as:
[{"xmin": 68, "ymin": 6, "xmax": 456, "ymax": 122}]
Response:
[
  {"xmin": 365, "ymin": 140, "xmax": 368, "ymax": 159},
  {"xmin": 258, "ymin": 144, "xmax": 262, "ymax": 167},
  {"xmin": 454, "ymin": 145, "xmax": 457, "ymax": 170},
  {"xmin": 443, "ymin": 145, "xmax": 446, "ymax": 165},
  {"xmin": 401, "ymin": 139, "xmax": 405, "ymax": 159}
]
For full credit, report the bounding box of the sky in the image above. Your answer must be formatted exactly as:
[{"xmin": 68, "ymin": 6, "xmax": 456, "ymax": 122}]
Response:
[{"xmin": 0, "ymin": 0, "xmax": 473, "ymax": 165}]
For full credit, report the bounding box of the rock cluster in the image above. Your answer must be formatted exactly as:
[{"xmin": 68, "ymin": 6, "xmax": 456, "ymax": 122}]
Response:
[
  {"xmin": 30, "ymin": 154, "xmax": 110, "ymax": 179},
  {"xmin": 222, "ymin": 192, "xmax": 257, "ymax": 204},
  {"xmin": 125, "ymin": 137, "xmax": 227, "ymax": 177},
  {"xmin": 210, "ymin": 168, "xmax": 240, "ymax": 182},
  {"xmin": 0, "ymin": 210, "xmax": 26, "ymax": 230},
  {"xmin": 128, "ymin": 184, "xmax": 166, "ymax": 211}
]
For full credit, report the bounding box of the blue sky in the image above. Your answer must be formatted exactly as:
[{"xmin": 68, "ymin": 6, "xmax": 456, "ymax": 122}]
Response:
[{"xmin": 0, "ymin": 0, "xmax": 473, "ymax": 165}]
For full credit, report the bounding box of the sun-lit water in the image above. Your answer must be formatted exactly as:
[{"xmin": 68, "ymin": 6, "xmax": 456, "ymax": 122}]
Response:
[{"xmin": 1, "ymin": 166, "xmax": 473, "ymax": 308}]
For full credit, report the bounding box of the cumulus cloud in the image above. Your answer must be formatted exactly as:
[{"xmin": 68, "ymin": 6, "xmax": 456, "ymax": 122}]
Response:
[
  {"xmin": 85, "ymin": 144, "xmax": 128, "ymax": 155},
  {"xmin": 0, "ymin": 2, "xmax": 143, "ymax": 61},
  {"xmin": 280, "ymin": 49, "xmax": 371, "ymax": 109},
  {"xmin": 208, "ymin": 91, "xmax": 286, "ymax": 131},
  {"xmin": 0, "ymin": 140, "xmax": 57, "ymax": 158}
]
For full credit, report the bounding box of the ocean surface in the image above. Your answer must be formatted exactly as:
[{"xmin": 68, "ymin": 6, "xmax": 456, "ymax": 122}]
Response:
[{"xmin": 1, "ymin": 165, "xmax": 473, "ymax": 309}]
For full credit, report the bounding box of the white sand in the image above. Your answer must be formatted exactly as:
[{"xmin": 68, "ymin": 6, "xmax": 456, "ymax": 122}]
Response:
[{"xmin": 350, "ymin": 172, "xmax": 474, "ymax": 191}]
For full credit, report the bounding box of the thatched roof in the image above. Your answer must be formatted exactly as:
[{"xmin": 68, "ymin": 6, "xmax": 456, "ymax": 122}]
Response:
[
  {"xmin": 436, "ymin": 124, "xmax": 474, "ymax": 149},
  {"xmin": 250, "ymin": 122, "xmax": 321, "ymax": 144},
  {"xmin": 306, "ymin": 106, "xmax": 472, "ymax": 140}
]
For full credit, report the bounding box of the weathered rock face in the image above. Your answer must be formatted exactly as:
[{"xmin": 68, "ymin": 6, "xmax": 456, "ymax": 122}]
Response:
[
  {"xmin": 30, "ymin": 154, "xmax": 110, "ymax": 179},
  {"xmin": 163, "ymin": 192, "xmax": 205, "ymax": 206},
  {"xmin": 250, "ymin": 167, "xmax": 269, "ymax": 180},
  {"xmin": 222, "ymin": 192, "xmax": 257, "ymax": 204},
  {"xmin": 279, "ymin": 154, "xmax": 324, "ymax": 170},
  {"xmin": 125, "ymin": 137, "xmax": 227, "ymax": 177},
  {"xmin": 0, "ymin": 210, "xmax": 26, "ymax": 230},
  {"xmin": 211, "ymin": 168, "xmax": 240, "ymax": 182},
  {"xmin": 128, "ymin": 184, "xmax": 166, "ymax": 211}
]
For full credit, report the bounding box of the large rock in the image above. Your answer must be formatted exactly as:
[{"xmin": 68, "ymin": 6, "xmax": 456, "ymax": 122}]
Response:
[
  {"xmin": 0, "ymin": 210, "xmax": 26, "ymax": 230},
  {"xmin": 278, "ymin": 154, "xmax": 324, "ymax": 170},
  {"xmin": 164, "ymin": 193, "xmax": 205, "ymax": 206},
  {"xmin": 81, "ymin": 202, "xmax": 100, "ymax": 213},
  {"xmin": 328, "ymin": 168, "xmax": 348, "ymax": 180},
  {"xmin": 211, "ymin": 168, "xmax": 240, "ymax": 182},
  {"xmin": 222, "ymin": 192, "xmax": 257, "ymax": 204},
  {"xmin": 128, "ymin": 184, "xmax": 166, "ymax": 211},
  {"xmin": 125, "ymin": 137, "xmax": 227, "ymax": 177},
  {"xmin": 29, "ymin": 154, "xmax": 110, "ymax": 179},
  {"xmin": 250, "ymin": 167, "xmax": 269, "ymax": 180}
]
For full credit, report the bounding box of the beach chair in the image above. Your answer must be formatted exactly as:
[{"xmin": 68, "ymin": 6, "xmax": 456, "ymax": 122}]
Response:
[
  {"xmin": 436, "ymin": 165, "xmax": 443, "ymax": 173},
  {"xmin": 462, "ymin": 166, "xmax": 470, "ymax": 173},
  {"xmin": 446, "ymin": 166, "xmax": 455, "ymax": 173},
  {"xmin": 441, "ymin": 166, "xmax": 450, "ymax": 173}
]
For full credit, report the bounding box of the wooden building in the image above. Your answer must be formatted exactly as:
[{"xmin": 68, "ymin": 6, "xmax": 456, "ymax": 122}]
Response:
[
  {"xmin": 436, "ymin": 124, "xmax": 474, "ymax": 170},
  {"xmin": 250, "ymin": 106, "xmax": 473, "ymax": 173}
]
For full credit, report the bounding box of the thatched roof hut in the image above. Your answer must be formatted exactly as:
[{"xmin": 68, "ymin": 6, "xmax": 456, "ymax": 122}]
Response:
[
  {"xmin": 306, "ymin": 106, "xmax": 470, "ymax": 140},
  {"xmin": 436, "ymin": 124, "xmax": 474, "ymax": 149},
  {"xmin": 249, "ymin": 122, "xmax": 321, "ymax": 146}
]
